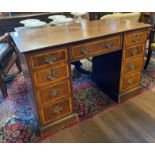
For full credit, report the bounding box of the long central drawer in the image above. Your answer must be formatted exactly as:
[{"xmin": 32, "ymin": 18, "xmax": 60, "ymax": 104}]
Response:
[{"xmin": 71, "ymin": 34, "xmax": 122, "ymax": 61}]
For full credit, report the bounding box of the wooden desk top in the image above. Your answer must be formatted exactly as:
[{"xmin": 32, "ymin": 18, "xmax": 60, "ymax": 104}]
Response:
[{"xmin": 10, "ymin": 18, "xmax": 150, "ymax": 53}]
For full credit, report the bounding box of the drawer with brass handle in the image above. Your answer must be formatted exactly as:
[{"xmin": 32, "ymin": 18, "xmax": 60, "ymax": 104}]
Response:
[
  {"xmin": 124, "ymin": 30, "xmax": 147, "ymax": 47},
  {"xmin": 33, "ymin": 64, "xmax": 69, "ymax": 87},
  {"xmin": 27, "ymin": 48, "xmax": 68, "ymax": 69},
  {"xmin": 123, "ymin": 45, "xmax": 144, "ymax": 60},
  {"xmin": 120, "ymin": 72, "xmax": 141, "ymax": 92},
  {"xmin": 37, "ymin": 79, "xmax": 71, "ymax": 105},
  {"xmin": 122, "ymin": 57, "xmax": 143, "ymax": 75},
  {"xmin": 39, "ymin": 98, "xmax": 72, "ymax": 125},
  {"xmin": 71, "ymin": 35, "xmax": 122, "ymax": 61}
]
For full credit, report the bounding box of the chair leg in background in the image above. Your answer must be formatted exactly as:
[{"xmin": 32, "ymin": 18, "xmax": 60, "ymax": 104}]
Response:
[
  {"xmin": 144, "ymin": 49, "xmax": 153, "ymax": 69},
  {"xmin": 15, "ymin": 58, "xmax": 22, "ymax": 73},
  {"xmin": 0, "ymin": 77, "xmax": 8, "ymax": 98}
]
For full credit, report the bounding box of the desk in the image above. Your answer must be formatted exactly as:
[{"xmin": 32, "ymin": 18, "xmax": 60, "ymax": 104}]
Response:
[{"xmin": 10, "ymin": 19, "xmax": 150, "ymax": 136}]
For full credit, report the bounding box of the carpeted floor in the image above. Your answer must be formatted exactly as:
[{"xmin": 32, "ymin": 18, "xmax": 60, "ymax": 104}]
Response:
[{"xmin": 0, "ymin": 57, "xmax": 155, "ymax": 143}]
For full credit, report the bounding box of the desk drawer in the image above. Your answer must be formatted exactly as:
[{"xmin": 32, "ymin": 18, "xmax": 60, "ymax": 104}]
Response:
[
  {"xmin": 33, "ymin": 64, "xmax": 69, "ymax": 87},
  {"xmin": 124, "ymin": 45, "xmax": 144, "ymax": 60},
  {"xmin": 124, "ymin": 30, "xmax": 147, "ymax": 47},
  {"xmin": 28, "ymin": 48, "xmax": 68, "ymax": 69},
  {"xmin": 120, "ymin": 72, "xmax": 141, "ymax": 92},
  {"xmin": 71, "ymin": 35, "xmax": 122, "ymax": 60},
  {"xmin": 122, "ymin": 57, "xmax": 143, "ymax": 75},
  {"xmin": 40, "ymin": 98, "xmax": 72, "ymax": 125},
  {"xmin": 37, "ymin": 79, "xmax": 70, "ymax": 105}
]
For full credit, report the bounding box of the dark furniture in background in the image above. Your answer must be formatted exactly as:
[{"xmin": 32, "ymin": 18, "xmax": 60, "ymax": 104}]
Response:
[
  {"xmin": 0, "ymin": 33, "xmax": 22, "ymax": 98},
  {"xmin": 144, "ymin": 13, "xmax": 155, "ymax": 69},
  {"xmin": 89, "ymin": 12, "xmax": 112, "ymax": 20},
  {"xmin": 0, "ymin": 12, "xmax": 67, "ymax": 35},
  {"xmin": 139, "ymin": 12, "xmax": 151, "ymax": 24},
  {"xmin": 88, "ymin": 12, "xmax": 132, "ymax": 21}
]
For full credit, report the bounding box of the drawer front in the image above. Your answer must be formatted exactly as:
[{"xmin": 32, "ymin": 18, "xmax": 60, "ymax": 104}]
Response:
[
  {"xmin": 71, "ymin": 35, "xmax": 122, "ymax": 60},
  {"xmin": 40, "ymin": 98, "xmax": 72, "ymax": 125},
  {"xmin": 28, "ymin": 48, "xmax": 68, "ymax": 69},
  {"xmin": 120, "ymin": 72, "xmax": 141, "ymax": 92},
  {"xmin": 33, "ymin": 64, "xmax": 69, "ymax": 87},
  {"xmin": 124, "ymin": 30, "xmax": 147, "ymax": 47},
  {"xmin": 122, "ymin": 57, "xmax": 143, "ymax": 75},
  {"xmin": 124, "ymin": 45, "xmax": 144, "ymax": 60},
  {"xmin": 37, "ymin": 79, "xmax": 71, "ymax": 105}
]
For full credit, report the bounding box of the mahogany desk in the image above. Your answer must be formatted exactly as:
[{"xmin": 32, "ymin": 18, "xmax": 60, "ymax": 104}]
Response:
[{"xmin": 10, "ymin": 19, "xmax": 150, "ymax": 136}]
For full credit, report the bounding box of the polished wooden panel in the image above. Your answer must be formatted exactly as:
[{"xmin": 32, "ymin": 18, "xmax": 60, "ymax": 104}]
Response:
[
  {"xmin": 120, "ymin": 72, "xmax": 141, "ymax": 92},
  {"xmin": 124, "ymin": 30, "xmax": 148, "ymax": 47},
  {"xmin": 122, "ymin": 57, "xmax": 143, "ymax": 75},
  {"xmin": 123, "ymin": 44, "xmax": 145, "ymax": 60},
  {"xmin": 19, "ymin": 54, "xmax": 39, "ymax": 123},
  {"xmin": 28, "ymin": 48, "xmax": 68, "ymax": 69},
  {"xmin": 37, "ymin": 79, "xmax": 70, "ymax": 106},
  {"xmin": 33, "ymin": 64, "xmax": 69, "ymax": 88},
  {"xmin": 39, "ymin": 98, "xmax": 72, "ymax": 125},
  {"xmin": 10, "ymin": 19, "xmax": 150, "ymax": 53},
  {"xmin": 71, "ymin": 35, "xmax": 122, "ymax": 61}
]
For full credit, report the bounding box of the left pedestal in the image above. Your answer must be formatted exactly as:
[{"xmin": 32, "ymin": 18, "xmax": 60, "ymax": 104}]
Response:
[{"xmin": 21, "ymin": 47, "xmax": 78, "ymax": 136}]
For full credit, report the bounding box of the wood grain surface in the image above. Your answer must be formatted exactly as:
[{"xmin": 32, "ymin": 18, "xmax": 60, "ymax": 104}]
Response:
[{"xmin": 10, "ymin": 19, "xmax": 150, "ymax": 53}]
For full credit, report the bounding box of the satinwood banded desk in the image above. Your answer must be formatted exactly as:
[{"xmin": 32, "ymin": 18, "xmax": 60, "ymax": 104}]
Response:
[{"xmin": 10, "ymin": 19, "xmax": 150, "ymax": 136}]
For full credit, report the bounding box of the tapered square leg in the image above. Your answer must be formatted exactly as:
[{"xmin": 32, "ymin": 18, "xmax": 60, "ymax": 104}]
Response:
[{"xmin": 0, "ymin": 77, "xmax": 8, "ymax": 98}]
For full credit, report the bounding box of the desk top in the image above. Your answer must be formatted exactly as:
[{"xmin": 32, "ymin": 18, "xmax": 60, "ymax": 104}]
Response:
[{"xmin": 10, "ymin": 18, "xmax": 150, "ymax": 53}]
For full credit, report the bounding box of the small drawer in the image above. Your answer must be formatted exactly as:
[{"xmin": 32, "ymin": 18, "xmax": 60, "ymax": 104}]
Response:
[
  {"xmin": 28, "ymin": 48, "xmax": 68, "ymax": 69},
  {"xmin": 120, "ymin": 72, "xmax": 141, "ymax": 92},
  {"xmin": 122, "ymin": 57, "xmax": 143, "ymax": 75},
  {"xmin": 37, "ymin": 79, "xmax": 71, "ymax": 105},
  {"xmin": 123, "ymin": 45, "xmax": 144, "ymax": 60},
  {"xmin": 40, "ymin": 98, "xmax": 72, "ymax": 125},
  {"xmin": 71, "ymin": 35, "xmax": 122, "ymax": 61},
  {"xmin": 33, "ymin": 64, "xmax": 69, "ymax": 87},
  {"xmin": 124, "ymin": 30, "xmax": 147, "ymax": 47}
]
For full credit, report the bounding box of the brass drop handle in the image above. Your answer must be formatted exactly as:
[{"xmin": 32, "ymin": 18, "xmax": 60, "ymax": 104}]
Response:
[
  {"xmin": 53, "ymin": 105, "xmax": 63, "ymax": 114},
  {"xmin": 105, "ymin": 42, "xmax": 113, "ymax": 48},
  {"xmin": 132, "ymin": 35, "xmax": 140, "ymax": 44},
  {"xmin": 132, "ymin": 49, "xmax": 138, "ymax": 56},
  {"xmin": 128, "ymin": 79, "xmax": 133, "ymax": 85},
  {"xmin": 80, "ymin": 47, "xmax": 91, "ymax": 55},
  {"xmin": 50, "ymin": 89, "xmax": 59, "ymax": 97},
  {"xmin": 129, "ymin": 62, "xmax": 135, "ymax": 71},
  {"xmin": 44, "ymin": 56, "xmax": 56, "ymax": 64},
  {"xmin": 47, "ymin": 70, "xmax": 57, "ymax": 80}
]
